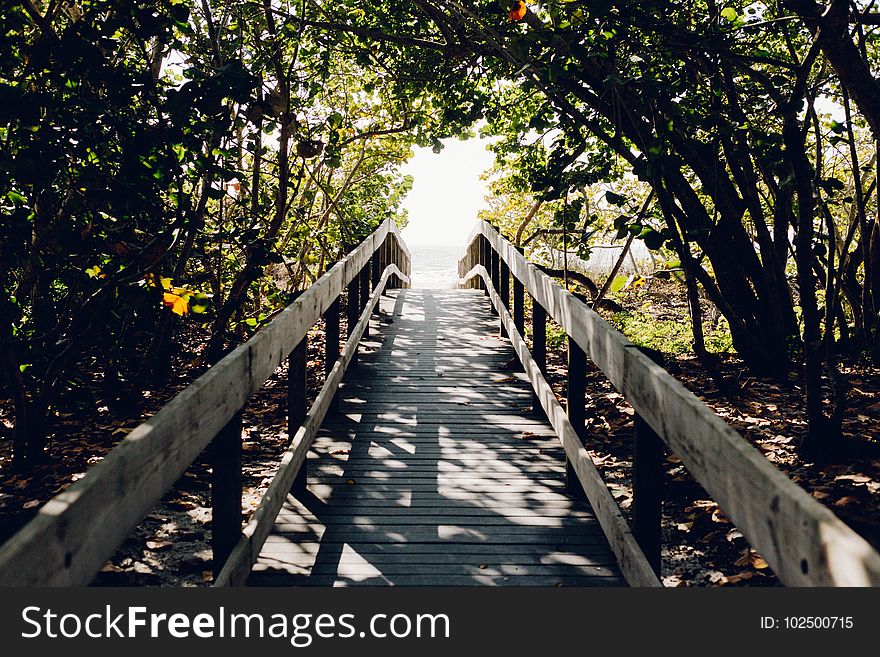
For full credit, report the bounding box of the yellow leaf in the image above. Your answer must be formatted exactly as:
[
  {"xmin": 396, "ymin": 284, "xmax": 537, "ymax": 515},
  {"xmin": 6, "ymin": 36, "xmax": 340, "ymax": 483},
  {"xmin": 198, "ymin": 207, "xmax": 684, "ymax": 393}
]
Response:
[
  {"xmin": 751, "ymin": 553, "xmax": 769, "ymax": 569},
  {"xmin": 145, "ymin": 274, "xmax": 174, "ymax": 290},
  {"xmin": 163, "ymin": 291, "xmax": 189, "ymax": 315}
]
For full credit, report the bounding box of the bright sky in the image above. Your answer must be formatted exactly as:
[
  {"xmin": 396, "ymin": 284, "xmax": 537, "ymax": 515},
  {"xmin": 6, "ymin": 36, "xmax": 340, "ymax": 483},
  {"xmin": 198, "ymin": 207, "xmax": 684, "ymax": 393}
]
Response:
[{"xmin": 399, "ymin": 137, "xmax": 497, "ymax": 247}]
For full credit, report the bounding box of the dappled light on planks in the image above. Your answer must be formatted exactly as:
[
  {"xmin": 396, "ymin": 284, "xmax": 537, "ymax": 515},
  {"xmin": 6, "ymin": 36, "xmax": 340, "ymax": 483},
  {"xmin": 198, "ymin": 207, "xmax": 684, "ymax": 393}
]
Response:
[{"xmin": 249, "ymin": 290, "xmax": 624, "ymax": 586}]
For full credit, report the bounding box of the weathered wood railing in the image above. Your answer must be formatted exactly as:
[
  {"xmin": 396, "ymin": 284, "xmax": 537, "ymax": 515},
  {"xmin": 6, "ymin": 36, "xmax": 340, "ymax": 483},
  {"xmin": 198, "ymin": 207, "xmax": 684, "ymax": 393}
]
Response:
[
  {"xmin": 458, "ymin": 220, "xmax": 880, "ymax": 587},
  {"xmin": 0, "ymin": 219, "xmax": 410, "ymax": 586}
]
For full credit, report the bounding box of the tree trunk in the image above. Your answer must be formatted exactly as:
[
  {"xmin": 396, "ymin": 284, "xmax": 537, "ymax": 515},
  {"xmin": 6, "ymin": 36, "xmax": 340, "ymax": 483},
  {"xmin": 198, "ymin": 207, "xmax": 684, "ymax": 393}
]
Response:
[
  {"xmin": 783, "ymin": 113, "xmax": 835, "ymax": 454},
  {"xmin": 785, "ymin": 0, "xmax": 880, "ymax": 139}
]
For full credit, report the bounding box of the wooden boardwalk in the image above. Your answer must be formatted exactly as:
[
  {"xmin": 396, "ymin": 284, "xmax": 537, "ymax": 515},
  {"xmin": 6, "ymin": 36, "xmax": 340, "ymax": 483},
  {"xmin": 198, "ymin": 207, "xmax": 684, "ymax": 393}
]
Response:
[
  {"xmin": 249, "ymin": 289, "xmax": 625, "ymax": 586},
  {"xmin": 5, "ymin": 220, "xmax": 876, "ymax": 588}
]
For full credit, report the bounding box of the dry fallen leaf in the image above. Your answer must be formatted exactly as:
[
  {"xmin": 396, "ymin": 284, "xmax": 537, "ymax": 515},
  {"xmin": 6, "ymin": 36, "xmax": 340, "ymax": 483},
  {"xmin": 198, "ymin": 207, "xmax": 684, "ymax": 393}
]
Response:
[
  {"xmin": 726, "ymin": 571, "xmax": 755, "ymax": 584},
  {"xmin": 711, "ymin": 508, "xmax": 730, "ymax": 524},
  {"xmin": 736, "ymin": 548, "xmax": 769, "ymax": 569},
  {"xmin": 146, "ymin": 539, "xmax": 173, "ymax": 550},
  {"xmin": 834, "ymin": 474, "xmax": 871, "ymax": 484},
  {"xmin": 22, "ymin": 500, "xmax": 40, "ymax": 509}
]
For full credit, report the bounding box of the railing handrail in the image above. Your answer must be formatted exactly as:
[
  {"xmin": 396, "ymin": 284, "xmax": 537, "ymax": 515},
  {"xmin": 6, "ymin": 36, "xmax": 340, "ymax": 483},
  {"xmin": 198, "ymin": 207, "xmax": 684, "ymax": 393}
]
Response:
[
  {"xmin": 459, "ymin": 220, "xmax": 880, "ymax": 587},
  {"xmin": 0, "ymin": 219, "xmax": 410, "ymax": 586}
]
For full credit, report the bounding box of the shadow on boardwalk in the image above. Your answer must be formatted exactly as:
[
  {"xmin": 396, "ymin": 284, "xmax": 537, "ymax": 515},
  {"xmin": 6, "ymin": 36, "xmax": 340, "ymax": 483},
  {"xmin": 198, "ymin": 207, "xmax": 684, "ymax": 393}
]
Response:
[{"xmin": 248, "ymin": 290, "xmax": 625, "ymax": 586}]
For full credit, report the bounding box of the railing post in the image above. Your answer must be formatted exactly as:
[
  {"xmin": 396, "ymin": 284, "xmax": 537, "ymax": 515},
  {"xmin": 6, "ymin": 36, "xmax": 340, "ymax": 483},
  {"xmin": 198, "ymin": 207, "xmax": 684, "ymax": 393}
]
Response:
[
  {"xmin": 371, "ymin": 249, "xmax": 381, "ymax": 290},
  {"xmin": 484, "ymin": 235, "xmax": 492, "ymax": 294},
  {"xmin": 476, "ymin": 239, "xmax": 483, "ymax": 290},
  {"xmin": 566, "ymin": 337, "xmax": 587, "ymax": 498},
  {"xmin": 402, "ymin": 246, "xmax": 410, "ymax": 289},
  {"xmin": 381, "ymin": 238, "xmax": 391, "ymax": 291},
  {"xmin": 378, "ymin": 237, "xmax": 387, "ymax": 295},
  {"xmin": 513, "ymin": 247, "xmax": 524, "ymax": 336},
  {"xmin": 475, "ymin": 236, "xmax": 482, "ymax": 291},
  {"xmin": 346, "ymin": 275, "xmax": 359, "ymax": 366},
  {"xmin": 388, "ymin": 238, "xmax": 398, "ymax": 290},
  {"xmin": 532, "ymin": 301, "xmax": 546, "ymax": 414},
  {"xmin": 325, "ymin": 297, "xmax": 341, "ymax": 411},
  {"xmin": 499, "ymin": 253, "xmax": 510, "ymax": 339},
  {"xmin": 473, "ymin": 236, "xmax": 480, "ymax": 290},
  {"xmin": 211, "ymin": 410, "xmax": 242, "ymax": 577},
  {"xmin": 633, "ymin": 347, "xmax": 665, "ymax": 577},
  {"xmin": 288, "ymin": 333, "xmax": 308, "ymax": 496},
  {"xmin": 490, "ymin": 236, "xmax": 500, "ymax": 315},
  {"xmin": 359, "ymin": 262, "xmax": 370, "ymax": 338}
]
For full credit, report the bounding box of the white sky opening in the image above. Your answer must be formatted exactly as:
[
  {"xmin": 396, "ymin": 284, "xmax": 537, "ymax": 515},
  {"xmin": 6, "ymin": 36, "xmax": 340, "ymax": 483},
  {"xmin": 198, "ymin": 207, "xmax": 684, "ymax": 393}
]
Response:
[{"xmin": 400, "ymin": 137, "xmax": 497, "ymax": 248}]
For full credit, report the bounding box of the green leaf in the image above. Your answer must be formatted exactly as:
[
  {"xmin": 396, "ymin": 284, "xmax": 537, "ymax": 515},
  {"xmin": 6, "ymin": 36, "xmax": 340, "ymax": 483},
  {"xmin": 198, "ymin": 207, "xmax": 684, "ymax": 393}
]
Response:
[
  {"xmin": 820, "ymin": 177, "xmax": 845, "ymax": 193},
  {"xmin": 605, "ymin": 191, "xmax": 627, "ymax": 206},
  {"xmin": 720, "ymin": 7, "xmax": 737, "ymax": 22},
  {"xmin": 641, "ymin": 228, "xmax": 665, "ymax": 250},
  {"xmin": 6, "ymin": 190, "xmax": 27, "ymax": 205},
  {"xmin": 609, "ymin": 275, "xmax": 628, "ymax": 294}
]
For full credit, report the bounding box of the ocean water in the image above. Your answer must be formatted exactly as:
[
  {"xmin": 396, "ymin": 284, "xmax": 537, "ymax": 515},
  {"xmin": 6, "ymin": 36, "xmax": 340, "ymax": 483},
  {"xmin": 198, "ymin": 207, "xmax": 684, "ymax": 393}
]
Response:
[{"xmin": 407, "ymin": 244, "xmax": 464, "ymax": 289}]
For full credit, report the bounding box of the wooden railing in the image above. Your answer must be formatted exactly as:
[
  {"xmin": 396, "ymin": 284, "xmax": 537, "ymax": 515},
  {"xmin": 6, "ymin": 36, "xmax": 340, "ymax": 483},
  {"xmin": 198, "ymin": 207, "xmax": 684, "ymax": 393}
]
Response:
[
  {"xmin": 0, "ymin": 219, "xmax": 410, "ymax": 586},
  {"xmin": 458, "ymin": 220, "xmax": 880, "ymax": 587}
]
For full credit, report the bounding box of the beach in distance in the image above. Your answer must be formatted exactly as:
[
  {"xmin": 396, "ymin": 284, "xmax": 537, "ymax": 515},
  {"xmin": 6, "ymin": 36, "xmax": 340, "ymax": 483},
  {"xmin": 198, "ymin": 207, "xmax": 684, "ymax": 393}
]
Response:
[{"xmin": 406, "ymin": 244, "xmax": 463, "ymax": 289}]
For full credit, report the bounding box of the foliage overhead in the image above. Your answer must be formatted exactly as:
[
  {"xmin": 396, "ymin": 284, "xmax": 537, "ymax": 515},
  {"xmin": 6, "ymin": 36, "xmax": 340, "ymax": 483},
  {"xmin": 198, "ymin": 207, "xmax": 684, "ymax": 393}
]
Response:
[{"xmin": 3, "ymin": 0, "xmax": 880, "ymax": 463}]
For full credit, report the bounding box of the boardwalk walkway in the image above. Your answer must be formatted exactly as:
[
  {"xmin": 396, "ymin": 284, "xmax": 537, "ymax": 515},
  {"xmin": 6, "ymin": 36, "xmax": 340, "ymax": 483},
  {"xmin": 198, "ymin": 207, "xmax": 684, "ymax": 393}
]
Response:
[
  {"xmin": 3, "ymin": 220, "xmax": 876, "ymax": 587},
  {"xmin": 249, "ymin": 289, "xmax": 625, "ymax": 586}
]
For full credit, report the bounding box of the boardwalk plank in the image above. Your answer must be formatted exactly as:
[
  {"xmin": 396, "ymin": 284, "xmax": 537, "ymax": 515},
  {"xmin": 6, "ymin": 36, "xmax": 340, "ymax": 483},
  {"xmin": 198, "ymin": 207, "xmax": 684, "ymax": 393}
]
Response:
[{"xmin": 250, "ymin": 289, "xmax": 624, "ymax": 587}]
